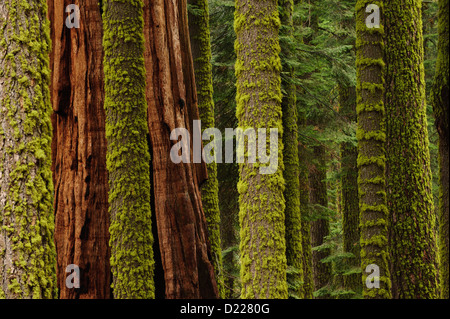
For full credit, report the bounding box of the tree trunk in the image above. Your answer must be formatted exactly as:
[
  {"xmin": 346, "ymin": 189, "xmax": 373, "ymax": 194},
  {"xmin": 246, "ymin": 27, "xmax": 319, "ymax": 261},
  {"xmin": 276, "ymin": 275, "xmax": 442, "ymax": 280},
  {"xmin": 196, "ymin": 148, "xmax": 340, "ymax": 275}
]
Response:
[
  {"xmin": 355, "ymin": 0, "xmax": 391, "ymax": 299},
  {"xmin": 299, "ymin": 122, "xmax": 314, "ymax": 299},
  {"xmin": 143, "ymin": 0, "xmax": 219, "ymax": 299},
  {"xmin": 48, "ymin": 0, "xmax": 111, "ymax": 299},
  {"xmin": 280, "ymin": 0, "xmax": 304, "ymax": 300},
  {"xmin": 431, "ymin": 0, "xmax": 449, "ymax": 300},
  {"xmin": 309, "ymin": 145, "xmax": 332, "ymax": 297},
  {"xmin": 385, "ymin": 0, "xmax": 439, "ymax": 299},
  {"xmin": 103, "ymin": 0, "xmax": 155, "ymax": 298},
  {"xmin": 0, "ymin": 0, "xmax": 57, "ymax": 298},
  {"xmin": 339, "ymin": 85, "xmax": 361, "ymax": 296},
  {"xmin": 188, "ymin": 0, "xmax": 224, "ymax": 298},
  {"xmin": 234, "ymin": 0, "xmax": 288, "ymax": 299}
]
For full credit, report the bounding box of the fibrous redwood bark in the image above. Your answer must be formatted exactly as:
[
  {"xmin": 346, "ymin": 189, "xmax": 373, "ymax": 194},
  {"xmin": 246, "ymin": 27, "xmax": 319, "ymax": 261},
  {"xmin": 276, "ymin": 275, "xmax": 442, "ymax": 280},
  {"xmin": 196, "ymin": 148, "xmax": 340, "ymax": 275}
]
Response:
[
  {"xmin": 48, "ymin": 0, "xmax": 111, "ymax": 299},
  {"xmin": 143, "ymin": 0, "xmax": 219, "ymax": 299}
]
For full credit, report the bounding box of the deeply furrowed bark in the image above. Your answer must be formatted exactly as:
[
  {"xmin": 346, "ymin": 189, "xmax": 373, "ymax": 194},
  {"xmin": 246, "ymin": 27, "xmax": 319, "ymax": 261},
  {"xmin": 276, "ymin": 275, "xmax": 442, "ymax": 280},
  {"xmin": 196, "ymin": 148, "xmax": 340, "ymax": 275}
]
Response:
[
  {"xmin": 48, "ymin": 0, "xmax": 111, "ymax": 299},
  {"xmin": 143, "ymin": 0, "xmax": 219, "ymax": 299}
]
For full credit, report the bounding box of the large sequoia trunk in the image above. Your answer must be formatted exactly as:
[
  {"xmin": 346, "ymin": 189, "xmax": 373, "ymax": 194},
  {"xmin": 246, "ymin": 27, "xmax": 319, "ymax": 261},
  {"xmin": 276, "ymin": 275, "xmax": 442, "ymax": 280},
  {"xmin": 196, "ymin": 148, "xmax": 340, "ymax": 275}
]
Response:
[
  {"xmin": 143, "ymin": 0, "xmax": 219, "ymax": 299},
  {"xmin": 48, "ymin": 0, "xmax": 111, "ymax": 299}
]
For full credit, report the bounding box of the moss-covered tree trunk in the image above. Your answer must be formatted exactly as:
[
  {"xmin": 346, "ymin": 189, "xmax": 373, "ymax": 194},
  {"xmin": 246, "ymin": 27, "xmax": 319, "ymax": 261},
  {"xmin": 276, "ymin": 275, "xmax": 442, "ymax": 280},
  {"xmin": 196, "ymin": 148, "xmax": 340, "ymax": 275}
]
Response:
[
  {"xmin": 143, "ymin": 0, "xmax": 219, "ymax": 298},
  {"xmin": 385, "ymin": 0, "xmax": 439, "ymax": 299},
  {"xmin": 102, "ymin": 0, "xmax": 155, "ymax": 299},
  {"xmin": 355, "ymin": 0, "xmax": 391, "ymax": 299},
  {"xmin": 339, "ymin": 85, "xmax": 361, "ymax": 296},
  {"xmin": 48, "ymin": 0, "xmax": 111, "ymax": 299},
  {"xmin": 0, "ymin": 0, "xmax": 57, "ymax": 298},
  {"xmin": 234, "ymin": 0, "xmax": 288, "ymax": 299},
  {"xmin": 187, "ymin": 0, "xmax": 224, "ymax": 298},
  {"xmin": 431, "ymin": 0, "xmax": 449, "ymax": 300},
  {"xmin": 309, "ymin": 145, "xmax": 332, "ymax": 297},
  {"xmin": 279, "ymin": 0, "xmax": 304, "ymax": 299}
]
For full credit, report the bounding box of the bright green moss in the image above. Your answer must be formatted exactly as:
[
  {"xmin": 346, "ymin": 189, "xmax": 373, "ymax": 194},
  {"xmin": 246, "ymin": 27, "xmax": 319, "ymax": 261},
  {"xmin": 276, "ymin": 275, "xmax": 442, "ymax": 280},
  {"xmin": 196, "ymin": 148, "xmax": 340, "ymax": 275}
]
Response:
[
  {"xmin": 102, "ymin": 0, "xmax": 155, "ymax": 299},
  {"xmin": 384, "ymin": 0, "xmax": 439, "ymax": 299},
  {"xmin": 188, "ymin": 0, "xmax": 225, "ymax": 298},
  {"xmin": 235, "ymin": 0, "xmax": 288, "ymax": 299},
  {"xmin": 278, "ymin": 0, "xmax": 304, "ymax": 299},
  {"xmin": 0, "ymin": 0, "xmax": 57, "ymax": 299},
  {"xmin": 355, "ymin": 0, "xmax": 391, "ymax": 299}
]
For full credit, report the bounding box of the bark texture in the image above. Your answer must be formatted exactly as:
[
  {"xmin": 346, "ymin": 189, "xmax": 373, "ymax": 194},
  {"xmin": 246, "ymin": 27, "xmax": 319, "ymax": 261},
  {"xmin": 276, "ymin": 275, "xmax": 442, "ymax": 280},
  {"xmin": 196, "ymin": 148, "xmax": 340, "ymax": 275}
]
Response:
[
  {"xmin": 103, "ymin": 0, "xmax": 155, "ymax": 298},
  {"xmin": 355, "ymin": 0, "xmax": 391, "ymax": 299},
  {"xmin": 234, "ymin": 0, "xmax": 288, "ymax": 299},
  {"xmin": 188, "ymin": 0, "xmax": 224, "ymax": 298},
  {"xmin": 299, "ymin": 124, "xmax": 314, "ymax": 299},
  {"xmin": 385, "ymin": 0, "xmax": 439, "ymax": 299},
  {"xmin": 48, "ymin": 0, "xmax": 111, "ymax": 299},
  {"xmin": 280, "ymin": 0, "xmax": 304, "ymax": 299},
  {"xmin": 309, "ymin": 145, "xmax": 332, "ymax": 297},
  {"xmin": 339, "ymin": 85, "xmax": 361, "ymax": 295},
  {"xmin": 143, "ymin": 0, "xmax": 219, "ymax": 299},
  {"xmin": 431, "ymin": 0, "xmax": 449, "ymax": 300},
  {"xmin": 0, "ymin": 0, "xmax": 57, "ymax": 298}
]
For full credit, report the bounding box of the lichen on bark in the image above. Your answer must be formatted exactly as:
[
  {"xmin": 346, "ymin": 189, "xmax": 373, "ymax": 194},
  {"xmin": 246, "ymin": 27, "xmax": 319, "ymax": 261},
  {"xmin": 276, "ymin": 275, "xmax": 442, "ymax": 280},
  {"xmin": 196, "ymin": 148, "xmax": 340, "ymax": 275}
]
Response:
[
  {"xmin": 0, "ymin": 0, "xmax": 57, "ymax": 299},
  {"xmin": 355, "ymin": 0, "xmax": 391, "ymax": 299},
  {"xmin": 188, "ymin": 0, "xmax": 225, "ymax": 298},
  {"xmin": 234, "ymin": 0, "xmax": 288, "ymax": 299},
  {"xmin": 102, "ymin": 0, "xmax": 155, "ymax": 299},
  {"xmin": 384, "ymin": 0, "xmax": 439, "ymax": 299}
]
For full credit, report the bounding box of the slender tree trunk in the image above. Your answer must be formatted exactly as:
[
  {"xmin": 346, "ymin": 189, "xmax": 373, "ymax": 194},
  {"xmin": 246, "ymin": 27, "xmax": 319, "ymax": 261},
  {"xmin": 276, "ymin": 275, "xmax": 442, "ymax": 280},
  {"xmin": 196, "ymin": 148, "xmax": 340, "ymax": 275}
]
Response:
[
  {"xmin": 188, "ymin": 0, "xmax": 224, "ymax": 298},
  {"xmin": 143, "ymin": 0, "xmax": 219, "ymax": 299},
  {"xmin": 385, "ymin": 0, "xmax": 439, "ymax": 299},
  {"xmin": 339, "ymin": 85, "xmax": 361, "ymax": 296},
  {"xmin": 279, "ymin": 0, "xmax": 304, "ymax": 299},
  {"xmin": 309, "ymin": 145, "xmax": 332, "ymax": 297},
  {"xmin": 234, "ymin": 0, "xmax": 288, "ymax": 299},
  {"xmin": 355, "ymin": 0, "xmax": 391, "ymax": 299},
  {"xmin": 48, "ymin": 0, "xmax": 111, "ymax": 299},
  {"xmin": 299, "ymin": 122, "xmax": 314, "ymax": 299},
  {"xmin": 0, "ymin": 0, "xmax": 57, "ymax": 298},
  {"xmin": 431, "ymin": 0, "xmax": 449, "ymax": 300},
  {"xmin": 103, "ymin": 0, "xmax": 155, "ymax": 298}
]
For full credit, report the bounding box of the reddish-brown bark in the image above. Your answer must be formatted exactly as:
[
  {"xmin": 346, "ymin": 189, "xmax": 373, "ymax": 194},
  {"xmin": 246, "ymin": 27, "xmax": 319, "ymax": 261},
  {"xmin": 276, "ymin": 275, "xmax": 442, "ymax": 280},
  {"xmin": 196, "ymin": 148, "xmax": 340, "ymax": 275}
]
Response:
[
  {"xmin": 48, "ymin": 0, "xmax": 111, "ymax": 299},
  {"xmin": 143, "ymin": 0, "xmax": 219, "ymax": 299}
]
